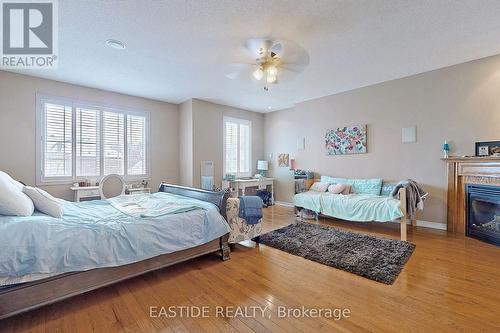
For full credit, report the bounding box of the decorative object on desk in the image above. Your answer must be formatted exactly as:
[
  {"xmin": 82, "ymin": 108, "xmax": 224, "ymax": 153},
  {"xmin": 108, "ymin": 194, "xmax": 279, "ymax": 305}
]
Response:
[
  {"xmin": 294, "ymin": 169, "xmax": 307, "ymax": 178},
  {"xmin": 326, "ymin": 124, "xmax": 367, "ymax": 155},
  {"xmin": 305, "ymin": 170, "xmax": 314, "ymax": 179},
  {"xmin": 443, "ymin": 140, "xmax": 450, "ymax": 158},
  {"xmin": 224, "ymin": 173, "xmax": 236, "ymax": 181},
  {"xmin": 257, "ymin": 160, "xmax": 268, "ymax": 177},
  {"xmin": 475, "ymin": 141, "xmax": 500, "ymax": 157},
  {"xmin": 278, "ymin": 153, "xmax": 289, "ymax": 167}
]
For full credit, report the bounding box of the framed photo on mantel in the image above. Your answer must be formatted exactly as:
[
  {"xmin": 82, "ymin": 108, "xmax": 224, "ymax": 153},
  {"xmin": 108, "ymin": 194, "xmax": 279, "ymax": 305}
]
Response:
[{"xmin": 475, "ymin": 141, "xmax": 500, "ymax": 157}]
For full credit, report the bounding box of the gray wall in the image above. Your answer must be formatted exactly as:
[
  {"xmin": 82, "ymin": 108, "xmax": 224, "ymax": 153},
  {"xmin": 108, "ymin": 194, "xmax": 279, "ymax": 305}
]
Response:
[
  {"xmin": 0, "ymin": 71, "xmax": 179, "ymax": 200},
  {"xmin": 264, "ymin": 54, "xmax": 500, "ymax": 227}
]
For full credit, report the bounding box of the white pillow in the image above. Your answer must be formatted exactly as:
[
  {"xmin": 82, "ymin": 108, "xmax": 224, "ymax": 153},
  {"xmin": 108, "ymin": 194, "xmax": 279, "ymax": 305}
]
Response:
[
  {"xmin": 309, "ymin": 182, "xmax": 330, "ymax": 192},
  {"xmin": 0, "ymin": 170, "xmax": 24, "ymax": 191},
  {"xmin": 23, "ymin": 186, "xmax": 64, "ymax": 218},
  {"xmin": 0, "ymin": 171, "xmax": 34, "ymax": 216}
]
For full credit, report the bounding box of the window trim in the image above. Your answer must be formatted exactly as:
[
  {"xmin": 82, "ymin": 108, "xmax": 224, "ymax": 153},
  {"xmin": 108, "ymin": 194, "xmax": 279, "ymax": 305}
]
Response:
[
  {"xmin": 222, "ymin": 116, "xmax": 252, "ymax": 178},
  {"xmin": 36, "ymin": 93, "xmax": 151, "ymax": 185}
]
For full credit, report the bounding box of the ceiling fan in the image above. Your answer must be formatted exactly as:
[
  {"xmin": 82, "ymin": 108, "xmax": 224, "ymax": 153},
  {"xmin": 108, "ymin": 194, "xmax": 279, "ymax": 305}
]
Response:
[{"xmin": 226, "ymin": 38, "xmax": 309, "ymax": 91}]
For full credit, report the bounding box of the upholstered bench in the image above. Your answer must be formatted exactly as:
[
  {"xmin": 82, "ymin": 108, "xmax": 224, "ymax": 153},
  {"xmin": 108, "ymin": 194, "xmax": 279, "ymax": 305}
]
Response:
[{"xmin": 226, "ymin": 197, "xmax": 263, "ymax": 244}]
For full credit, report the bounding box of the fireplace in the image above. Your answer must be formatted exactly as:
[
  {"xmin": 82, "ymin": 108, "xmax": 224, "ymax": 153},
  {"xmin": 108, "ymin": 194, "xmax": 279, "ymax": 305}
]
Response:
[{"xmin": 466, "ymin": 184, "xmax": 500, "ymax": 246}]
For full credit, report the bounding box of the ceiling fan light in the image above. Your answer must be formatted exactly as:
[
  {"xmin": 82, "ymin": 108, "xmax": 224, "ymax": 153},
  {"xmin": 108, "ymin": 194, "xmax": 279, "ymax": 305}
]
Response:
[
  {"xmin": 266, "ymin": 74, "xmax": 277, "ymax": 84},
  {"xmin": 253, "ymin": 68, "xmax": 264, "ymax": 80},
  {"xmin": 267, "ymin": 66, "xmax": 278, "ymax": 77}
]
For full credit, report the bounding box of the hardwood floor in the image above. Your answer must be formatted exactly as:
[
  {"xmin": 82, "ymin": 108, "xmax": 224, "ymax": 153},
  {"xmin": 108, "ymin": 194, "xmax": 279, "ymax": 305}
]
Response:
[{"xmin": 2, "ymin": 205, "xmax": 500, "ymax": 332}]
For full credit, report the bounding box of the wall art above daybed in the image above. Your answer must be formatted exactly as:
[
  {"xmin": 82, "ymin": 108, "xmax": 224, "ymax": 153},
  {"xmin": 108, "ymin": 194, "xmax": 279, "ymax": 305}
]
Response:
[{"xmin": 325, "ymin": 124, "xmax": 367, "ymax": 155}]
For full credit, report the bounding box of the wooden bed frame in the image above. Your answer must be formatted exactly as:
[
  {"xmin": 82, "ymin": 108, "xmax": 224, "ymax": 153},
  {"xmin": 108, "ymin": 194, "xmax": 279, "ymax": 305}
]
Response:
[
  {"xmin": 295, "ymin": 186, "xmax": 413, "ymax": 241},
  {"xmin": 0, "ymin": 184, "xmax": 231, "ymax": 320}
]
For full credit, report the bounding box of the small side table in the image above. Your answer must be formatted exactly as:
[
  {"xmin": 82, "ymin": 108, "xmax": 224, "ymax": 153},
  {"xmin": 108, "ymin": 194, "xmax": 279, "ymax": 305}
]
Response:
[{"xmin": 70, "ymin": 186, "xmax": 101, "ymax": 202}]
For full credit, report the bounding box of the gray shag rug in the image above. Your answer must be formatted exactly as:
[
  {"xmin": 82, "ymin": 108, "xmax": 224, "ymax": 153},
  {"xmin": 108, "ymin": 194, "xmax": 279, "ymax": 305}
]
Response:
[{"xmin": 254, "ymin": 222, "xmax": 415, "ymax": 284}]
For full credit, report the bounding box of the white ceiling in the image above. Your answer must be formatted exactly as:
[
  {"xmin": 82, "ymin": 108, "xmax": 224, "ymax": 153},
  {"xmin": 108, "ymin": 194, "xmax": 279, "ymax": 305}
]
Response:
[{"xmin": 6, "ymin": 0, "xmax": 500, "ymax": 112}]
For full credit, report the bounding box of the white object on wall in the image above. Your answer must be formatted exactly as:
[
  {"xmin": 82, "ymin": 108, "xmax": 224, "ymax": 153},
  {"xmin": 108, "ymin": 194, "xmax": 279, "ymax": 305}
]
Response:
[
  {"xmin": 402, "ymin": 126, "xmax": 417, "ymax": 143},
  {"xmin": 201, "ymin": 161, "xmax": 214, "ymax": 190},
  {"xmin": 297, "ymin": 136, "xmax": 305, "ymax": 150}
]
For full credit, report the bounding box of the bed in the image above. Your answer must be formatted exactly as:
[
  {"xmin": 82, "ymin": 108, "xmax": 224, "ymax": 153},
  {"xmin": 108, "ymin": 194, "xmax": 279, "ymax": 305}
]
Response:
[{"xmin": 0, "ymin": 183, "xmax": 231, "ymax": 320}]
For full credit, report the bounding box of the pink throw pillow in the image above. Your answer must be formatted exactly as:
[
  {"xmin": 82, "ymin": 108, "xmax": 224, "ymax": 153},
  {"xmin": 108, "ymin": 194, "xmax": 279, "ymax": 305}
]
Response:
[
  {"xmin": 328, "ymin": 184, "xmax": 352, "ymax": 194},
  {"xmin": 309, "ymin": 182, "xmax": 329, "ymax": 192}
]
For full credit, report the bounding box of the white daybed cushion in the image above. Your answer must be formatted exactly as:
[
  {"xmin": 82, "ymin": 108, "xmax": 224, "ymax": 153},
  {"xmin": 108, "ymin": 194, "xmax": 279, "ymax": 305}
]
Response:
[
  {"xmin": 23, "ymin": 186, "xmax": 64, "ymax": 218},
  {"xmin": 0, "ymin": 171, "xmax": 34, "ymax": 216}
]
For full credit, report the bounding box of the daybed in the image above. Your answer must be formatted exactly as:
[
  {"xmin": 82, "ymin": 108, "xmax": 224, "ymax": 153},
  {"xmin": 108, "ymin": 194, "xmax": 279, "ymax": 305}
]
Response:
[
  {"xmin": 0, "ymin": 184, "xmax": 231, "ymax": 320},
  {"xmin": 294, "ymin": 176, "xmax": 413, "ymax": 241}
]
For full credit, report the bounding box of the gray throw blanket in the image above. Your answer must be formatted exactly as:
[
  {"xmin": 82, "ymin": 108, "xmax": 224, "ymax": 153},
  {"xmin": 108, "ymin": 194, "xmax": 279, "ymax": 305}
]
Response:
[
  {"xmin": 239, "ymin": 196, "xmax": 263, "ymax": 225},
  {"xmin": 390, "ymin": 179, "xmax": 428, "ymax": 219}
]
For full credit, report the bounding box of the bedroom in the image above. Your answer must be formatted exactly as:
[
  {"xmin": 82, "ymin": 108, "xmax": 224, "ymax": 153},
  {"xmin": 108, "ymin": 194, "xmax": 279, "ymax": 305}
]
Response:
[{"xmin": 0, "ymin": 0, "xmax": 500, "ymax": 332}]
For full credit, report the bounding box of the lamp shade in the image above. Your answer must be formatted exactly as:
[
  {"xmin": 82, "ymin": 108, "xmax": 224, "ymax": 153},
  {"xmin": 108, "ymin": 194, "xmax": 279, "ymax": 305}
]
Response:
[{"xmin": 257, "ymin": 160, "xmax": 268, "ymax": 171}]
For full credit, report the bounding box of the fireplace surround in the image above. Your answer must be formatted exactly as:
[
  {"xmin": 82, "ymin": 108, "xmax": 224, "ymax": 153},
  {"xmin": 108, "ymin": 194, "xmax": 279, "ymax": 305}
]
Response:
[
  {"xmin": 466, "ymin": 184, "xmax": 500, "ymax": 246},
  {"xmin": 443, "ymin": 156, "xmax": 500, "ymax": 236}
]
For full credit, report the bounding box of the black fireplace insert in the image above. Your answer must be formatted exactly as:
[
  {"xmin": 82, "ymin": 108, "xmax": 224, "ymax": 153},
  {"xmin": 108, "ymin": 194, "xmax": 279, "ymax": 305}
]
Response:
[{"xmin": 466, "ymin": 184, "xmax": 500, "ymax": 246}]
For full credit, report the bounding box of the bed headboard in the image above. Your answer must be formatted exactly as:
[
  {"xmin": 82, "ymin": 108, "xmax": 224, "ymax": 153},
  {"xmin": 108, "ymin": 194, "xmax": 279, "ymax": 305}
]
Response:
[{"xmin": 158, "ymin": 183, "xmax": 229, "ymax": 221}]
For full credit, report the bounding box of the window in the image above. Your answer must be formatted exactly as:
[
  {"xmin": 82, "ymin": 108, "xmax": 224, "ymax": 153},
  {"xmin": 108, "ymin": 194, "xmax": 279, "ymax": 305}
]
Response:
[
  {"xmin": 223, "ymin": 117, "xmax": 251, "ymax": 177},
  {"xmin": 37, "ymin": 95, "xmax": 149, "ymax": 184}
]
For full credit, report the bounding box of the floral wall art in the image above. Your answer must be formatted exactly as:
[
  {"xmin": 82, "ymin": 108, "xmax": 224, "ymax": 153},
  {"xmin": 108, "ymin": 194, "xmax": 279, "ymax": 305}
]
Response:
[{"xmin": 325, "ymin": 125, "xmax": 367, "ymax": 155}]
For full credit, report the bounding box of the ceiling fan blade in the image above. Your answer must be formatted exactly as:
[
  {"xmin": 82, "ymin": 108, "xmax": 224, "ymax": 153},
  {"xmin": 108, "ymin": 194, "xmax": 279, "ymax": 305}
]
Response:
[
  {"xmin": 270, "ymin": 42, "xmax": 283, "ymax": 57},
  {"xmin": 244, "ymin": 38, "xmax": 273, "ymax": 58},
  {"xmin": 279, "ymin": 39, "xmax": 310, "ymax": 68}
]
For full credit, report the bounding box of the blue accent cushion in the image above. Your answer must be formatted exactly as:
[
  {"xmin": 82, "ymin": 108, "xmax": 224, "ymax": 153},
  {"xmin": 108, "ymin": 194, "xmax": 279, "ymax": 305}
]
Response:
[
  {"xmin": 381, "ymin": 182, "xmax": 397, "ymax": 197},
  {"xmin": 320, "ymin": 176, "xmax": 383, "ymax": 195}
]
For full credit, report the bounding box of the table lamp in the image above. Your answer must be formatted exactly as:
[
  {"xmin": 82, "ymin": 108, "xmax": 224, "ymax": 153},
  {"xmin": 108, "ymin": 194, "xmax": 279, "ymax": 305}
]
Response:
[{"xmin": 257, "ymin": 160, "xmax": 268, "ymax": 177}]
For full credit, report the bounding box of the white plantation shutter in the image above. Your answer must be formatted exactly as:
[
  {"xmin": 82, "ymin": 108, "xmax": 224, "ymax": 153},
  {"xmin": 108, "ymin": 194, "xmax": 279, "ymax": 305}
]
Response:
[
  {"xmin": 127, "ymin": 114, "xmax": 147, "ymax": 175},
  {"xmin": 225, "ymin": 121, "xmax": 238, "ymax": 174},
  {"xmin": 223, "ymin": 117, "xmax": 251, "ymax": 177},
  {"xmin": 103, "ymin": 111, "xmax": 125, "ymax": 175},
  {"xmin": 76, "ymin": 107, "xmax": 100, "ymax": 177},
  {"xmin": 43, "ymin": 103, "xmax": 72, "ymax": 178},
  {"xmin": 239, "ymin": 123, "xmax": 250, "ymax": 174},
  {"xmin": 37, "ymin": 95, "xmax": 150, "ymax": 184}
]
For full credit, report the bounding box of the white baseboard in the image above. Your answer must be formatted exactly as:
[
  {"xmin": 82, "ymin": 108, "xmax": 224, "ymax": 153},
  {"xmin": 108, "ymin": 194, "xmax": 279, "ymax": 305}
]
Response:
[
  {"xmin": 411, "ymin": 219, "xmax": 447, "ymax": 231},
  {"xmin": 272, "ymin": 202, "xmax": 447, "ymax": 231}
]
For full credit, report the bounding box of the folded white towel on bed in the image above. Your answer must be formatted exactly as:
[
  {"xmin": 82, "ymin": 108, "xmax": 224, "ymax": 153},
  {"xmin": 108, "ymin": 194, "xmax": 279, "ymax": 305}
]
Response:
[{"xmin": 108, "ymin": 193, "xmax": 203, "ymax": 217}]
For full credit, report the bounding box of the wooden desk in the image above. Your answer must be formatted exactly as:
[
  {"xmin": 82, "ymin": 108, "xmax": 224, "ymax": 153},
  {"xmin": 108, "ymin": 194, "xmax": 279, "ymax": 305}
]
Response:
[{"xmin": 222, "ymin": 178, "xmax": 274, "ymax": 203}]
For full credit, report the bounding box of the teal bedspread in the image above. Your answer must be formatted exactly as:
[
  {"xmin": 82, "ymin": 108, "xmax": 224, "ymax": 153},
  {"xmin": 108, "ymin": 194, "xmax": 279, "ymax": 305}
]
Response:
[
  {"xmin": 0, "ymin": 192, "xmax": 230, "ymax": 286},
  {"xmin": 294, "ymin": 191, "xmax": 403, "ymax": 222}
]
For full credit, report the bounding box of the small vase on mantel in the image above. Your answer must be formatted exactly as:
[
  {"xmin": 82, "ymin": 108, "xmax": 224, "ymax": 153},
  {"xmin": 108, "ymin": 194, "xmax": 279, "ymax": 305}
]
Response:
[{"xmin": 443, "ymin": 140, "xmax": 450, "ymax": 158}]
